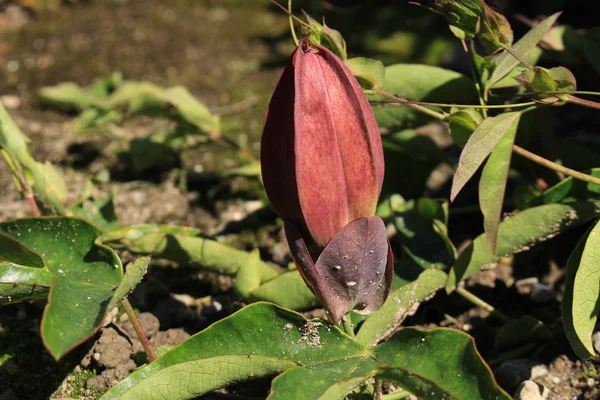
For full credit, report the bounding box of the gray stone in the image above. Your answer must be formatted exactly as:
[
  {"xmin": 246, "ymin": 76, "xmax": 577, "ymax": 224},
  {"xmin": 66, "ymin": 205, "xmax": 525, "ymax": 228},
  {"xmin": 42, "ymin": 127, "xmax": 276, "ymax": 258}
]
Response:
[
  {"xmin": 514, "ymin": 380, "xmax": 550, "ymax": 400},
  {"xmin": 592, "ymin": 331, "xmax": 600, "ymax": 354}
]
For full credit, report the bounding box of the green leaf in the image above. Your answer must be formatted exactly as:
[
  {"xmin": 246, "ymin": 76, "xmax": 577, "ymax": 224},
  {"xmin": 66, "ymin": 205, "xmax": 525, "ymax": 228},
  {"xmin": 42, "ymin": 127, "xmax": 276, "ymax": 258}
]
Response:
[
  {"xmin": 374, "ymin": 328, "xmax": 509, "ymax": 399},
  {"xmin": 381, "ymin": 129, "xmax": 447, "ymax": 199},
  {"xmin": 562, "ymin": 220, "xmax": 600, "ymax": 359},
  {"xmin": 527, "ymin": 168, "xmax": 600, "ymax": 206},
  {"xmin": 356, "ymin": 269, "xmax": 448, "ymax": 348},
  {"xmin": 391, "ymin": 196, "xmax": 456, "ymax": 270},
  {"xmin": 37, "ymin": 73, "xmax": 122, "ymax": 111},
  {"xmin": 101, "ymin": 224, "xmax": 279, "ymax": 283},
  {"xmin": 248, "ymin": 270, "xmax": 318, "ymax": 311},
  {"xmin": 446, "ymin": 202, "xmax": 600, "ymax": 292},
  {"xmin": 479, "ymin": 112, "xmax": 521, "ymax": 254},
  {"xmin": 371, "ymin": 65, "xmax": 476, "ymax": 131},
  {"xmin": 106, "ymin": 256, "xmax": 151, "ymax": 311},
  {"xmin": 478, "ymin": 3, "xmax": 513, "ymax": 54},
  {"xmin": 70, "ymin": 189, "xmax": 120, "ymax": 232},
  {"xmin": 583, "ymin": 27, "xmax": 600, "ymax": 75},
  {"xmin": 451, "ymin": 112, "xmax": 521, "ymax": 201},
  {"xmin": 489, "ymin": 47, "xmax": 542, "ymax": 89},
  {"xmin": 486, "ymin": 13, "xmax": 561, "ymax": 89},
  {"xmin": 514, "ymin": 66, "xmax": 576, "ymax": 102},
  {"xmin": 494, "ymin": 316, "xmax": 551, "ymax": 353},
  {"xmin": 0, "ymin": 104, "xmax": 67, "ymax": 214},
  {"xmin": 446, "ymin": 109, "xmax": 483, "ymax": 148},
  {"xmin": 102, "ymin": 303, "xmax": 364, "ymax": 399},
  {"xmin": 303, "ymin": 12, "xmax": 347, "ymax": 60},
  {"xmin": 416, "ymin": 0, "xmax": 483, "ymax": 40},
  {"xmin": 100, "ymin": 82, "xmax": 220, "ymax": 135},
  {"xmin": 345, "ymin": 57, "xmax": 385, "ymax": 89},
  {"xmin": 0, "ymin": 217, "xmax": 123, "ymax": 359}
]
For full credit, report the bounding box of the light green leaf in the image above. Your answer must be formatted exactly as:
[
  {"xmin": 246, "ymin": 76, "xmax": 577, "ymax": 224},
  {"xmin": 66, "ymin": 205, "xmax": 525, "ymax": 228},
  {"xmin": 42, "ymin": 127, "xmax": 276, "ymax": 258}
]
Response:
[
  {"xmin": 248, "ymin": 270, "xmax": 318, "ymax": 311},
  {"xmin": 371, "ymin": 65, "xmax": 476, "ymax": 131},
  {"xmin": 345, "ymin": 57, "xmax": 385, "ymax": 89},
  {"xmin": 479, "ymin": 112, "xmax": 521, "ymax": 253},
  {"xmin": 101, "ymin": 224, "xmax": 279, "ymax": 283},
  {"xmin": 446, "ymin": 202, "xmax": 600, "ymax": 292},
  {"xmin": 417, "ymin": 0, "xmax": 483, "ymax": 40},
  {"xmin": 486, "ymin": 13, "xmax": 561, "ymax": 89},
  {"xmin": 562, "ymin": 221, "xmax": 600, "ymax": 359},
  {"xmin": 356, "ymin": 269, "xmax": 448, "ymax": 348},
  {"xmin": 514, "ymin": 66, "xmax": 577, "ymax": 102},
  {"xmin": 451, "ymin": 112, "xmax": 521, "ymax": 201},
  {"xmin": 102, "ymin": 303, "xmax": 364, "ymax": 399},
  {"xmin": 446, "ymin": 109, "xmax": 483, "ymax": 148},
  {"xmin": 107, "ymin": 256, "xmax": 151, "ymax": 311},
  {"xmin": 526, "ymin": 168, "xmax": 600, "ymax": 206}
]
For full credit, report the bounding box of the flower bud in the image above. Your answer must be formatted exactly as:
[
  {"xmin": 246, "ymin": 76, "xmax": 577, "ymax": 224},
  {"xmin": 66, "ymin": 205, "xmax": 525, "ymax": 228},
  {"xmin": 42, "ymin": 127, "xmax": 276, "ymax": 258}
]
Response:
[{"xmin": 261, "ymin": 39, "xmax": 392, "ymax": 323}]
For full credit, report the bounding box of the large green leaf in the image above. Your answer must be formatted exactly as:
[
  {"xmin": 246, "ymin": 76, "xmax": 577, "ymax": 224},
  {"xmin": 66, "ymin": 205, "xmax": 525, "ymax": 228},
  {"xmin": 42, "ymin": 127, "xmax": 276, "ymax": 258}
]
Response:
[
  {"xmin": 102, "ymin": 303, "xmax": 364, "ymax": 399},
  {"xmin": 451, "ymin": 112, "xmax": 521, "ymax": 201},
  {"xmin": 562, "ymin": 221, "xmax": 600, "ymax": 359},
  {"xmin": 248, "ymin": 270, "xmax": 318, "ymax": 311},
  {"xmin": 101, "ymin": 224, "xmax": 279, "ymax": 283},
  {"xmin": 371, "ymin": 65, "xmax": 476, "ymax": 131},
  {"xmin": 417, "ymin": 0, "xmax": 483, "ymax": 40},
  {"xmin": 373, "ymin": 328, "xmax": 509, "ymax": 399},
  {"xmin": 356, "ymin": 269, "xmax": 448, "ymax": 348},
  {"xmin": 102, "ymin": 303, "xmax": 506, "ymax": 400},
  {"xmin": 527, "ymin": 168, "xmax": 600, "ymax": 206},
  {"xmin": 447, "ymin": 202, "xmax": 600, "ymax": 291},
  {"xmin": 0, "ymin": 217, "xmax": 123, "ymax": 359},
  {"xmin": 479, "ymin": 113, "xmax": 521, "ymax": 254},
  {"xmin": 486, "ymin": 13, "xmax": 561, "ymax": 90}
]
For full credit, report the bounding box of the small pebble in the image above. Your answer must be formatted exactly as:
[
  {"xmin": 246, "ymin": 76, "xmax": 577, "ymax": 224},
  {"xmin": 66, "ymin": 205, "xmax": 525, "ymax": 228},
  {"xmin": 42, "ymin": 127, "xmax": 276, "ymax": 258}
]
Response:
[
  {"xmin": 514, "ymin": 380, "xmax": 549, "ymax": 400},
  {"xmin": 592, "ymin": 331, "xmax": 600, "ymax": 354}
]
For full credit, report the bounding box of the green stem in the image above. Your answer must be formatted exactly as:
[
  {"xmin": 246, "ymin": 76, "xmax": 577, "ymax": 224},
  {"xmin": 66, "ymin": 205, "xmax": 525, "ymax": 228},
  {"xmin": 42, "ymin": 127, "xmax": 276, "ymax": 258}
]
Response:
[
  {"xmin": 455, "ymin": 286, "xmax": 510, "ymax": 323},
  {"xmin": 370, "ymin": 99, "xmax": 538, "ymax": 110},
  {"xmin": 464, "ymin": 39, "xmax": 488, "ymax": 118},
  {"xmin": 382, "ymin": 391, "xmax": 411, "ymax": 400},
  {"xmin": 288, "ymin": 0, "xmax": 299, "ymax": 46},
  {"xmin": 512, "ymin": 144, "xmax": 600, "ymax": 186},
  {"xmin": 342, "ymin": 316, "xmax": 356, "ymax": 339},
  {"xmin": 267, "ymin": 0, "xmax": 310, "ymax": 29},
  {"xmin": 373, "ymin": 87, "xmax": 446, "ymax": 120},
  {"xmin": 519, "ymin": 90, "xmax": 600, "ymax": 98},
  {"xmin": 122, "ymin": 298, "xmax": 157, "ymax": 362}
]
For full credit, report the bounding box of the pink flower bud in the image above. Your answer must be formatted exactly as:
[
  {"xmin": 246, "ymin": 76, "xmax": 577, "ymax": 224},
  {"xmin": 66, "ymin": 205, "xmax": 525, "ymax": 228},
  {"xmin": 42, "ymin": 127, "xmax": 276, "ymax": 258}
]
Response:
[{"xmin": 261, "ymin": 39, "xmax": 392, "ymax": 323}]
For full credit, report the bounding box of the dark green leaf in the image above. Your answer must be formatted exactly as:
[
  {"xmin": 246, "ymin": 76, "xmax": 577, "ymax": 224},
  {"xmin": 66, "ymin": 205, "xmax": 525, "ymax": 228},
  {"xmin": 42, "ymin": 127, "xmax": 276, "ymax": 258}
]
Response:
[
  {"xmin": 478, "ymin": 4, "xmax": 513, "ymax": 54},
  {"xmin": 527, "ymin": 168, "xmax": 600, "ymax": 206},
  {"xmin": 356, "ymin": 269, "xmax": 448, "ymax": 347},
  {"xmin": 415, "ymin": 0, "xmax": 483, "ymax": 40},
  {"xmin": 391, "ymin": 196, "xmax": 456, "ymax": 270},
  {"xmin": 479, "ymin": 112, "xmax": 521, "ymax": 253},
  {"xmin": 583, "ymin": 27, "xmax": 600, "ymax": 75},
  {"xmin": 562, "ymin": 220, "xmax": 600, "ymax": 359},
  {"xmin": 373, "ymin": 328, "xmax": 510, "ymax": 399},
  {"xmin": 451, "ymin": 112, "xmax": 521, "ymax": 201},
  {"xmin": 381, "ymin": 129, "xmax": 447, "ymax": 199},
  {"xmin": 514, "ymin": 66, "xmax": 576, "ymax": 102},
  {"xmin": 447, "ymin": 202, "xmax": 600, "ymax": 291},
  {"xmin": 494, "ymin": 316, "xmax": 551, "ymax": 353},
  {"xmin": 486, "ymin": 13, "xmax": 561, "ymax": 89},
  {"xmin": 345, "ymin": 57, "xmax": 385, "ymax": 89},
  {"xmin": 0, "ymin": 217, "xmax": 123, "ymax": 359},
  {"xmin": 371, "ymin": 65, "xmax": 476, "ymax": 131}
]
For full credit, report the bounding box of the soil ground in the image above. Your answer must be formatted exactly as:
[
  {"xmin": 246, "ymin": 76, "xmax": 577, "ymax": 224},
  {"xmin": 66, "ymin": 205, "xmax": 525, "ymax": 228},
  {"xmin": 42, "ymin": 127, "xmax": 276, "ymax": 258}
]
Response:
[{"xmin": 1, "ymin": 1, "xmax": 599, "ymax": 399}]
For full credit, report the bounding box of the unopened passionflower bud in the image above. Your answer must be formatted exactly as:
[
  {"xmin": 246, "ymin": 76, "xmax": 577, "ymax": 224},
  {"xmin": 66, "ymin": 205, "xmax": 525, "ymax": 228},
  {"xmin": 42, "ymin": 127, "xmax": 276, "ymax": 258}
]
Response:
[{"xmin": 261, "ymin": 38, "xmax": 393, "ymax": 324}]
